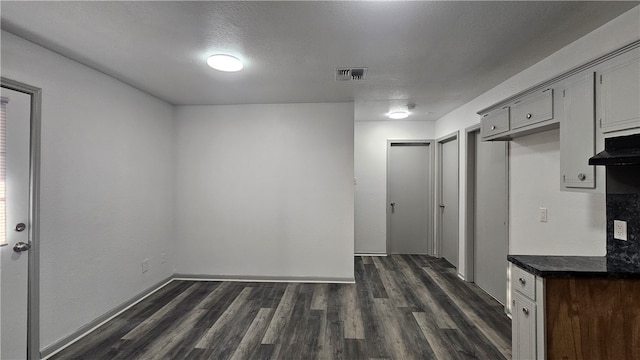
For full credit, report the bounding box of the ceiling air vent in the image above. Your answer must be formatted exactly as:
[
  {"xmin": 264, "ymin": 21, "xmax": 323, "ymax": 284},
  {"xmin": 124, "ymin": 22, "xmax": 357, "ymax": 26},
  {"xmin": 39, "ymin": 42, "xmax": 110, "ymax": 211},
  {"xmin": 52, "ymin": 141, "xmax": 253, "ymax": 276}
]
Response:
[{"xmin": 335, "ymin": 67, "xmax": 367, "ymax": 81}]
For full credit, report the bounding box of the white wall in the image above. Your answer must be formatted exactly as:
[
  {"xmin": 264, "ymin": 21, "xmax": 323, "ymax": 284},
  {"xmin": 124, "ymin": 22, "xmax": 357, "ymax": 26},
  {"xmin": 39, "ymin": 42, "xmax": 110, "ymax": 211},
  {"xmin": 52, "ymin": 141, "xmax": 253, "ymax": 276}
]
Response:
[
  {"xmin": 354, "ymin": 120, "xmax": 435, "ymax": 253},
  {"xmin": 509, "ymin": 129, "xmax": 605, "ymax": 255},
  {"xmin": 174, "ymin": 103, "xmax": 354, "ymax": 281},
  {"xmin": 1, "ymin": 31, "xmax": 176, "ymax": 349},
  {"xmin": 435, "ymin": 6, "xmax": 639, "ymax": 277}
]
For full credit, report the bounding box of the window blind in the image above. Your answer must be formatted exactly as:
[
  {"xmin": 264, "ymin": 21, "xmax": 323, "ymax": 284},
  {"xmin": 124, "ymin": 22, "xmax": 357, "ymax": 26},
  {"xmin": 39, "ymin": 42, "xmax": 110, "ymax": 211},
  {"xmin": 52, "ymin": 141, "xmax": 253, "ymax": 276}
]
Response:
[{"xmin": 1, "ymin": 96, "xmax": 7, "ymax": 246}]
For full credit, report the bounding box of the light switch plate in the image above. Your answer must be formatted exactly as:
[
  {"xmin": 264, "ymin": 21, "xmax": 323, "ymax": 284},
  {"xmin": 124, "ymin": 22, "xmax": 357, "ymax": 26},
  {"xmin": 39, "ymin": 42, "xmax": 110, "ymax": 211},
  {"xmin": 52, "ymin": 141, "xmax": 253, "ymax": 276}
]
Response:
[
  {"xmin": 538, "ymin": 207, "xmax": 548, "ymax": 223},
  {"xmin": 614, "ymin": 220, "xmax": 628, "ymax": 241}
]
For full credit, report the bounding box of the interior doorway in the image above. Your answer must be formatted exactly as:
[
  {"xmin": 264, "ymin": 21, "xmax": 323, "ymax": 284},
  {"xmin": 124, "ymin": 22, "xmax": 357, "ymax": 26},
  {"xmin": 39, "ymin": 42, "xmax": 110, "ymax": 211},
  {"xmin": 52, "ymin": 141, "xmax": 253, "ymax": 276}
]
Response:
[
  {"xmin": 386, "ymin": 141, "xmax": 434, "ymax": 254},
  {"xmin": 437, "ymin": 132, "xmax": 459, "ymax": 268},
  {"xmin": 465, "ymin": 126, "xmax": 508, "ymax": 305},
  {"xmin": 1, "ymin": 78, "xmax": 42, "ymax": 360}
]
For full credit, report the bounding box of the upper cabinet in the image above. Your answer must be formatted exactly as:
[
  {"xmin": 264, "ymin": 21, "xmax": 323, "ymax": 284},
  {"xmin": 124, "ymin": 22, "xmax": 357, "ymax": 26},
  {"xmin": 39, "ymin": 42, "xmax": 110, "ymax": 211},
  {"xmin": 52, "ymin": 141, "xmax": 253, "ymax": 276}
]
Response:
[
  {"xmin": 598, "ymin": 48, "xmax": 640, "ymax": 134},
  {"xmin": 478, "ymin": 41, "xmax": 640, "ymax": 192},
  {"xmin": 560, "ymin": 72, "xmax": 596, "ymax": 189},
  {"xmin": 512, "ymin": 89, "xmax": 554, "ymax": 130},
  {"xmin": 480, "ymin": 106, "xmax": 509, "ymax": 138},
  {"xmin": 479, "ymin": 89, "xmax": 558, "ymax": 141}
]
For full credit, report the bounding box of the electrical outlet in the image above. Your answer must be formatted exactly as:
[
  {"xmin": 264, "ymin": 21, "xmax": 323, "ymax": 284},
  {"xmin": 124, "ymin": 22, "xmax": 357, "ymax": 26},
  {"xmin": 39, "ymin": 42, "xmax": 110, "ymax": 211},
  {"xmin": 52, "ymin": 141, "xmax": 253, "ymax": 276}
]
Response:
[
  {"xmin": 538, "ymin": 207, "xmax": 548, "ymax": 223},
  {"xmin": 614, "ymin": 220, "xmax": 628, "ymax": 241},
  {"xmin": 142, "ymin": 258, "xmax": 149, "ymax": 273},
  {"xmin": 161, "ymin": 252, "xmax": 166, "ymax": 264}
]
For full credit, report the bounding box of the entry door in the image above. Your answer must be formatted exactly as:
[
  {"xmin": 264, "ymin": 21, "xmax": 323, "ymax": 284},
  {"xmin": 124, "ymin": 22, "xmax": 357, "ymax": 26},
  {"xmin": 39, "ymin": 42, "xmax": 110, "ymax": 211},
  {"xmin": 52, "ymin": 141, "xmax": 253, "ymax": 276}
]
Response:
[
  {"xmin": 387, "ymin": 142, "xmax": 432, "ymax": 254},
  {"xmin": 474, "ymin": 131, "xmax": 508, "ymax": 305},
  {"xmin": 1, "ymin": 86, "xmax": 32, "ymax": 360},
  {"xmin": 439, "ymin": 136, "xmax": 459, "ymax": 267}
]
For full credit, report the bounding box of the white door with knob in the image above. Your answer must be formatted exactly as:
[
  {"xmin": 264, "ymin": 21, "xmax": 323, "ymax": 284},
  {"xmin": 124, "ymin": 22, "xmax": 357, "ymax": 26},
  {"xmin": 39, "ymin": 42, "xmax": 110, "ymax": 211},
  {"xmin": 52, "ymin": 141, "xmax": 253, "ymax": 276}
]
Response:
[{"xmin": 1, "ymin": 86, "xmax": 32, "ymax": 360}]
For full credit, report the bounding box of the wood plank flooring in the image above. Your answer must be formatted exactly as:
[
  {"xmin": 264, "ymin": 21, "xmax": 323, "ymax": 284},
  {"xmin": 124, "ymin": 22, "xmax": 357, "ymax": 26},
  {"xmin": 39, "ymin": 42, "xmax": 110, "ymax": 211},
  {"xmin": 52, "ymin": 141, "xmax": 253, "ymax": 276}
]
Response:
[{"xmin": 50, "ymin": 255, "xmax": 511, "ymax": 360}]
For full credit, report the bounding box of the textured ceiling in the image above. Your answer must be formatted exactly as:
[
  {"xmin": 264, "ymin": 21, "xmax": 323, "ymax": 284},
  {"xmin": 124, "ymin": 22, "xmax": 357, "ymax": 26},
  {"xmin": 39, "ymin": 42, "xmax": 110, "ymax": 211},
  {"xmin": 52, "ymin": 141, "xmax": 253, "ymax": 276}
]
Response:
[{"xmin": 1, "ymin": 1, "xmax": 638, "ymax": 121}]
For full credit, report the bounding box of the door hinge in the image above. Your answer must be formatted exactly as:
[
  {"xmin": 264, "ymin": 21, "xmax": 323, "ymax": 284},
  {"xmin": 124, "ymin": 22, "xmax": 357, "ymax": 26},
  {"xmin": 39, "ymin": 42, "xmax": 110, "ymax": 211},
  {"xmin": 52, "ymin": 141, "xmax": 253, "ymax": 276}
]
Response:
[
  {"xmin": 600, "ymin": 75, "xmax": 603, "ymax": 84},
  {"xmin": 563, "ymin": 175, "xmax": 566, "ymax": 183},
  {"xmin": 599, "ymin": 118, "xmax": 603, "ymax": 128},
  {"xmin": 562, "ymin": 89, "xmax": 566, "ymax": 97}
]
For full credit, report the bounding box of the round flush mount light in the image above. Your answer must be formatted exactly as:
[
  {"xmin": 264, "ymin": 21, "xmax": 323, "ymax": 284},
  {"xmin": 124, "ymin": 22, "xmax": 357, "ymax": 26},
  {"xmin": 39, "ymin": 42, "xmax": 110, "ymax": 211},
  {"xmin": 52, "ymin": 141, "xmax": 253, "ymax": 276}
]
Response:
[
  {"xmin": 206, "ymin": 54, "xmax": 243, "ymax": 72},
  {"xmin": 387, "ymin": 110, "xmax": 410, "ymax": 119}
]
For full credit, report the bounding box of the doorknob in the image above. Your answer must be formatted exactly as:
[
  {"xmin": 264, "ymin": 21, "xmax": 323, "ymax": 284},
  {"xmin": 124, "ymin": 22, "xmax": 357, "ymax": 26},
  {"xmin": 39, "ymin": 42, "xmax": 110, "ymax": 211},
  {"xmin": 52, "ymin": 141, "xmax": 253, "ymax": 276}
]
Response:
[
  {"xmin": 15, "ymin": 223, "xmax": 26, "ymax": 232},
  {"xmin": 13, "ymin": 242, "xmax": 31, "ymax": 253},
  {"xmin": 390, "ymin": 202, "xmax": 396, "ymax": 213},
  {"xmin": 439, "ymin": 204, "xmax": 446, "ymax": 208}
]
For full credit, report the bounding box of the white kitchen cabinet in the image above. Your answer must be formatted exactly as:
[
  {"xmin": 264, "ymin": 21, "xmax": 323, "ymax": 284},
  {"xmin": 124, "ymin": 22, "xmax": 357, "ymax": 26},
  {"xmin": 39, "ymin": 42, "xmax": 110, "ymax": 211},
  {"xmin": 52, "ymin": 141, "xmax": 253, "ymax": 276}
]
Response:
[
  {"xmin": 512, "ymin": 89, "xmax": 554, "ymax": 130},
  {"xmin": 512, "ymin": 293, "xmax": 537, "ymax": 360},
  {"xmin": 479, "ymin": 42, "xmax": 639, "ymax": 192},
  {"xmin": 511, "ymin": 265, "xmax": 545, "ymax": 360},
  {"xmin": 479, "ymin": 90, "xmax": 557, "ymax": 141},
  {"xmin": 598, "ymin": 48, "xmax": 640, "ymax": 134},
  {"xmin": 481, "ymin": 106, "xmax": 510, "ymax": 138},
  {"xmin": 560, "ymin": 72, "xmax": 596, "ymax": 190}
]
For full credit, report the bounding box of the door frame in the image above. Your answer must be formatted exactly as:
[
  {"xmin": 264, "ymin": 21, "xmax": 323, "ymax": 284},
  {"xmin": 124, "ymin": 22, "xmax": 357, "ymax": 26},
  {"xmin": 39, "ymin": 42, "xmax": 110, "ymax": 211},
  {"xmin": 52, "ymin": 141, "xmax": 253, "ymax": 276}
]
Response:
[
  {"xmin": 386, "ymin": 140, "xmax": 435, "ymax": 255},
  {"xmin": 435, "ymin": 131, "xmax": 459, "ymax": 260},
  {"xmin": 1, "ymin": 77, "xmax": 42, "ymax": 360},
  {"xmin": 464, "ymin": 125, "xmax": 510, "ymax": 309},
  {"xmin": 464, "ymin": 125, "xmax": 481, "ymax": 282}
]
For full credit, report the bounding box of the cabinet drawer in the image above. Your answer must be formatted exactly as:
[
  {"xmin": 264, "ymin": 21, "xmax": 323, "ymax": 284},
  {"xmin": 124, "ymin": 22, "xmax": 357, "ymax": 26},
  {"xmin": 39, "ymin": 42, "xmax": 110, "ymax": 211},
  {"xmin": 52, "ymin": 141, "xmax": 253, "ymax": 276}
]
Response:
[
  {"xmin": 512, "ymin": 89, "xmax": 554, "ymax": 129},
  {"xmin": 481, "ymin": 106, "xmax": 510, "ymax": 138},
  {"xmin": 512, "ymin": 266, "xmax": 536, "ymax": 300}
]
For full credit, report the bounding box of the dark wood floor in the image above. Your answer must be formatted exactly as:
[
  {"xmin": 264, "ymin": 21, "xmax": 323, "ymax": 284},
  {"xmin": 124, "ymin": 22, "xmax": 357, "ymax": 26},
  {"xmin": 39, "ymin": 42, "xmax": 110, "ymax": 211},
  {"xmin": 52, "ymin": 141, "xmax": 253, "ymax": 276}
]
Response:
[{"xmin": 51, "ymin": 255, "xmax": 511, "ymax": 360}]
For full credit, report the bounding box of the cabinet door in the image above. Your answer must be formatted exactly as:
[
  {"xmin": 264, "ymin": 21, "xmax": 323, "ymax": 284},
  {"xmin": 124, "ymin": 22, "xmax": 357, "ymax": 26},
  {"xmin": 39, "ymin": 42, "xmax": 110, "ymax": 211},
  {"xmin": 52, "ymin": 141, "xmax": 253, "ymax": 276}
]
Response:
[
  {"xmin": 512, "ymin": 294, "xmax": 537, "ymax": 360},
  {"xmin": 481, "ymin": 106, "xmax": 510, "ymax": 139},
  {"xmin": 561, "ymin": 72, "xmax": 596, "ymax": 189},
  {"xmin": 512, "ymin": 89, "xmax": 554, "ymax": 129},
  {"xmin": 599, "ymin": 48, "xmax": 640, "ymax": 133}
]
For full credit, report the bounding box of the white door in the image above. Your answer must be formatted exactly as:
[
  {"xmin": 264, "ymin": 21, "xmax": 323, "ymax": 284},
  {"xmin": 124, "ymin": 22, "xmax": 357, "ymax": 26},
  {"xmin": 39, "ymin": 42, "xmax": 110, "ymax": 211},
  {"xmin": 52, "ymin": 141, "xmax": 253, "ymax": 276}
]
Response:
[
  {"xmin": 1, "ymin": 86, "xmax": 32, "ymax": 360},
  {"xmin": 387, "ymin": 142, "xmax": 433, "ymax": 254},
  {"xmin": 439, "ymin": 136, "xmax": 459, "ymax": 268},
  {"xmin": 474, "ymin": 131, "xmax": 508, "ymax": 305}
]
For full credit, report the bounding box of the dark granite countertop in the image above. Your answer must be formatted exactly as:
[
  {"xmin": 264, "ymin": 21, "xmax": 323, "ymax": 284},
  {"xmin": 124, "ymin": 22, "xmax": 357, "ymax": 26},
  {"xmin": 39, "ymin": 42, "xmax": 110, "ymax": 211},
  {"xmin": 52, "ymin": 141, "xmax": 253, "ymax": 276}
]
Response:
[{"xmin": 508, "ymin": 255, "xmax": 640, "ymax": 279}]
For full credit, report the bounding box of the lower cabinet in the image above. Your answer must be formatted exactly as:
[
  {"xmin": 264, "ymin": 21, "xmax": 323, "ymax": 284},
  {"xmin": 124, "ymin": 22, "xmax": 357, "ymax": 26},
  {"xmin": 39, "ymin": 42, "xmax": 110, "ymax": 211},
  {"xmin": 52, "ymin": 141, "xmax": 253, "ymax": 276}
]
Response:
[
  {"xmin": 512, "ymin": 293, "xmax": 537, "ymax": 360},
  {"xmin": 511, "ymin": 265, "xmax": 545, "ymax": 360},
  {"xmin": 511, "ymin": 265, "xmax": 640, "ymax": 359}
]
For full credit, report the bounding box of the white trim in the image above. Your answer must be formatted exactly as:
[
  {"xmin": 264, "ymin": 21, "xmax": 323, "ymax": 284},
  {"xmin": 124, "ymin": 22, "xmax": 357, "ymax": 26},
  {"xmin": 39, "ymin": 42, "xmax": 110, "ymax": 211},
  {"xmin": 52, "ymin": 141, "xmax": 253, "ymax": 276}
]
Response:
[
  {"xmin": 435, "ymin": 131, "xmax": 459, "ymax": 262},
  {"xmin": 354, "ymin": 253, "xmax": 388, "ymax": 257},
  {"xmin": 173, "ymin": 275, "xmax": 355, "ymax": 284},
  {"xmin": 41, "ymin": 277, "xmax": 174, "ymax": 359},
  {"xmin": 1, "ymin": 77, "xmax": 42, "ymax": 360}
]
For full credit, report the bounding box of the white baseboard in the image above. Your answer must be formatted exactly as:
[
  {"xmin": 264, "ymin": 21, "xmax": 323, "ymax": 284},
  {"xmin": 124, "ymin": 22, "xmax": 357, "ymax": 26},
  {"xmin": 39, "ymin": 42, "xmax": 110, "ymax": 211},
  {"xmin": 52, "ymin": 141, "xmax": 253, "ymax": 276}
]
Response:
[
  {"xmin": 41, "ymin": 276, "xmax": 174, "ymax": 359},
  {"xmin": 173, "ymin": 274, "xmax": 355, "ymax": 284}
]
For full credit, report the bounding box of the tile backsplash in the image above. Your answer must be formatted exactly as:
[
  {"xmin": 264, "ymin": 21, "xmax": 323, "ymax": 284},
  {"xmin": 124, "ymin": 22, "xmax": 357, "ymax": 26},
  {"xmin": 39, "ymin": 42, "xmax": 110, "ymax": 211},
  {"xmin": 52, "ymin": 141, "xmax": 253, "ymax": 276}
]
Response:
[{"xmin": 606, "ymin": 166, "xmax": 640, "ymax": 269}]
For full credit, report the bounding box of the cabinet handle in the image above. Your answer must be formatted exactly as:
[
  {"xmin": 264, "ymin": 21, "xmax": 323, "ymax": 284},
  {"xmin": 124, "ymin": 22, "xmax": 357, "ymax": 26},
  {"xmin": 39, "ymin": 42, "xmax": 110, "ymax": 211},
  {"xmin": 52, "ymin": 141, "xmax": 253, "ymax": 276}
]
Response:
[
  {"xmin": 578, "ymin": 173, "xmax": 586, "ymax": 181},
  {"xmin": 519, "ymin": 277, "xmax": 526, "ymax": 286},
  {"xmin": 526, "ymin": 113, "xmax": 532, "ymax": 119},
  {"xmin": 522, "ymin": 307, "xmax": 530, "ymax": 316},
  {"xmin": 491, "ymin": 125, "xmax": 496, "ymax": 130}
]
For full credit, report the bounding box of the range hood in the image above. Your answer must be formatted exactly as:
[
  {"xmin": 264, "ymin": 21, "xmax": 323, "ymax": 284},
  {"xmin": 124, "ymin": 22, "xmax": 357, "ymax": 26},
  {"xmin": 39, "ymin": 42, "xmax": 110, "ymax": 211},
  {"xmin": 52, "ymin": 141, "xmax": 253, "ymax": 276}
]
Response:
[{"xmin": 589, "ymin": 133, "xmax": 640, "ymax": 166}]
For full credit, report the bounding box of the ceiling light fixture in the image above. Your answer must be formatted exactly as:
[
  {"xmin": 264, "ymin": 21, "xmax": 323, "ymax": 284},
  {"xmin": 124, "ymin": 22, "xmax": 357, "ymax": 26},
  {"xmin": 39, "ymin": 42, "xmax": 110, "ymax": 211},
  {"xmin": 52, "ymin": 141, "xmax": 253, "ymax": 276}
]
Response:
[
  {"xmin": 387, "ymin": 110, "xmax": 410, "ymax": 119},
  {"xmin": 207, "ymin": 54, "xmax": 243, "ymax": 72}
]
